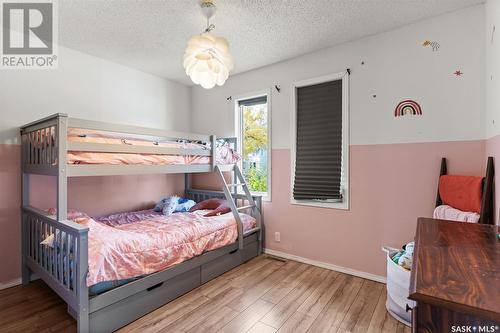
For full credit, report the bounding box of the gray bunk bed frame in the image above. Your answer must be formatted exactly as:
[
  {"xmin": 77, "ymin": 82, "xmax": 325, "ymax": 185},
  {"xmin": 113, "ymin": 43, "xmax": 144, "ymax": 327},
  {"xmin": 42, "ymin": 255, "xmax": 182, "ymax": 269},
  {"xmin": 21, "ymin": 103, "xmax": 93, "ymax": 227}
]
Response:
[{"xmin": 20, "ymin": 114, "xmax": 263, "ymax": 332}]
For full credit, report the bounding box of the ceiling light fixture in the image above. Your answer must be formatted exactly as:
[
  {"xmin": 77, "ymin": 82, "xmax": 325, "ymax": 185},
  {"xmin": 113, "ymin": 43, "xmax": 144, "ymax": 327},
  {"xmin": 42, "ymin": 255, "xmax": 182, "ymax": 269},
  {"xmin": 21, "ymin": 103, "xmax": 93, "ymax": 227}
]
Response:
[{"xmin": 183, "ymin": 0, "xmax": 233, "ymax": 89}]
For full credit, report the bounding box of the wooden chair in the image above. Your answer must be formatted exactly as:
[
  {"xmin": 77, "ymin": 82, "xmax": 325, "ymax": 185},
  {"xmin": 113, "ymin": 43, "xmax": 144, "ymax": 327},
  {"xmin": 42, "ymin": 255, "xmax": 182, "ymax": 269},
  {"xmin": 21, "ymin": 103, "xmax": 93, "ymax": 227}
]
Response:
[{"xmin": 435, "ymin": 157, "xmax": 494, "ymax": 224}]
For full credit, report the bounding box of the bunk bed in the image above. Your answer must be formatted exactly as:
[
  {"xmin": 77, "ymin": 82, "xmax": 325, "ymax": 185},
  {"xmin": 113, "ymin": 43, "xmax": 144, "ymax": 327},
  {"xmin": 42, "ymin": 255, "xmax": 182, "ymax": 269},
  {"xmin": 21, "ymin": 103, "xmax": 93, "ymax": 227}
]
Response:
[{"xmin": 20, "ymin": 114, "xmax": 263, "ymax": 332}]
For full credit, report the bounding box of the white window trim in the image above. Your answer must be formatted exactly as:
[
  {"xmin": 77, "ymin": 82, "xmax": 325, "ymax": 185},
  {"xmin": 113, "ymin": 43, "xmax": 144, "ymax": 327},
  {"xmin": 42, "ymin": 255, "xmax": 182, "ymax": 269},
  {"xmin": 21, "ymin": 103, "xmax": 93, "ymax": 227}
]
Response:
[
  {"xmin": 234, "ymin": 88, "xmax": 272, "ymax": 202},
  {"xmin": 290, "ymin": 71, "xmax": 350, "ymax": 210}
]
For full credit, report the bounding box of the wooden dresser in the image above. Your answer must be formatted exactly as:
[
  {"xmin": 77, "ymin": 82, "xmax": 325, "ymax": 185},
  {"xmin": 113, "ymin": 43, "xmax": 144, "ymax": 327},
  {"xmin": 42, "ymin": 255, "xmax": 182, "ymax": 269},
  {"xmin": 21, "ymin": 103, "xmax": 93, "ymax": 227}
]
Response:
[{"xmin": 409, "ymin": 218, "xmax": 500, "ymax": 333}]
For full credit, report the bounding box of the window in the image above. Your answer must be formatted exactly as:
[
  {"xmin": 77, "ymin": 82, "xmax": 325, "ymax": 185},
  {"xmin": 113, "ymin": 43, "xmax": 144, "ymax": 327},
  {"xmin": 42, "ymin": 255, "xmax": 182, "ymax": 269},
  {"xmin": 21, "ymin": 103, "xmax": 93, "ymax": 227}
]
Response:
[
  {"xmin": 291, "ymin": 71, "xmax": 349, "ymax": 209},
  {"xmin": 235, "ymin": 91, "xmax": 271, "ymax": 199}
]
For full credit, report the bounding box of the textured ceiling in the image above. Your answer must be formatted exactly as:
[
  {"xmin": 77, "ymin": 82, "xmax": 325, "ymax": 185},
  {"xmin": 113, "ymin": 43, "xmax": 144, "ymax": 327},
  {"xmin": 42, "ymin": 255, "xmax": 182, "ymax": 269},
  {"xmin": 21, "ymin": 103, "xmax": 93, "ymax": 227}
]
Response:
[{"xmin": 59, "ymin": 0, "xmax": 484, "ymax": 85}]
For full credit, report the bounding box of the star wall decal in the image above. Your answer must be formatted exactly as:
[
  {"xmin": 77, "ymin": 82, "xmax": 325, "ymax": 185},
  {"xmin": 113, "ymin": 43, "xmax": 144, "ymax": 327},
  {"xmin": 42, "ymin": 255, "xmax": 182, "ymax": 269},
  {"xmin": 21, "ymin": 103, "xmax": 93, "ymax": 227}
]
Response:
[{"xmin": 454, "ymin": 70, "xmax": 463, "ymax": 76}]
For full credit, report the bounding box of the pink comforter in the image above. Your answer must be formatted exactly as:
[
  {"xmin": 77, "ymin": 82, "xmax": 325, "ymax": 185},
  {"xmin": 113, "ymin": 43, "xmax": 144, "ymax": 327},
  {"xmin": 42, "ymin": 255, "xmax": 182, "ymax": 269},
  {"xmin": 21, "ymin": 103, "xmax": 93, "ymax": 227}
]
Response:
[{"xmin": 81, "ymin": 210, "xmax": 256, "ymax": 286}]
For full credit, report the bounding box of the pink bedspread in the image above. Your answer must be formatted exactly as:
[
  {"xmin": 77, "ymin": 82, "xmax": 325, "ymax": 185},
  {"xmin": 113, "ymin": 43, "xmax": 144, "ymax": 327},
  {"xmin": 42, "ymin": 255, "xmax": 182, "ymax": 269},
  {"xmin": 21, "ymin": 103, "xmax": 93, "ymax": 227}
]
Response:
[
  {"xmin": 67, "ymin": 128, "xmax": 240, "ymax": 165},
  {"xmin": 82, "ymin": 210, "xmax": 256, "ymax": 286}
]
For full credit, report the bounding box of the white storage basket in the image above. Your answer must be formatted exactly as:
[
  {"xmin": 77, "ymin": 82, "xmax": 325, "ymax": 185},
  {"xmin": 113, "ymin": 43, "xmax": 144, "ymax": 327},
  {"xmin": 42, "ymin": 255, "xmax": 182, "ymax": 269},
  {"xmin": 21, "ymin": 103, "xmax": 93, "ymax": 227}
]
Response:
[{"xmin": 382, "ymin": 246, "xmax": 415, "ymax": 326}]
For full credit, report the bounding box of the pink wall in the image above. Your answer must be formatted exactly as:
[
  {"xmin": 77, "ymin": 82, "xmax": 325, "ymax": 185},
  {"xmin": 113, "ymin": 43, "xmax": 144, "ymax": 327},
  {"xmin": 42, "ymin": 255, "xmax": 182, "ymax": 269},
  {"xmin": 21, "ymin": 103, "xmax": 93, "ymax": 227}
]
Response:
[
  {"xmin": 486, "ymin": 134, "xmax": 500, "ymax": 225},
  {"xmin": 0, "ymin": 145, "xmax": 21, "ymax": 284},
  {"xmin": 29, "ymin": 174, "xmax": 185, "ymax": 217},
  {"xmin": 0, "ymin": 143, "xmax": 184, "ymax": 284},
  {"xmin": 195, "ymin": 140, "xmax": 487, "ymax": 277}
]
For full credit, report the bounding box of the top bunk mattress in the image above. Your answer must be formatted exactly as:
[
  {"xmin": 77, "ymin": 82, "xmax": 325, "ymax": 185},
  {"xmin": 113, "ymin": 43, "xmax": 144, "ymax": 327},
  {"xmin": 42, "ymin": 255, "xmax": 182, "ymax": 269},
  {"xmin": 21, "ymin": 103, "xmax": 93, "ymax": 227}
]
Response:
[{"xmin": 67, "ymin": 128, "xmax": 240, "ymax": 166}]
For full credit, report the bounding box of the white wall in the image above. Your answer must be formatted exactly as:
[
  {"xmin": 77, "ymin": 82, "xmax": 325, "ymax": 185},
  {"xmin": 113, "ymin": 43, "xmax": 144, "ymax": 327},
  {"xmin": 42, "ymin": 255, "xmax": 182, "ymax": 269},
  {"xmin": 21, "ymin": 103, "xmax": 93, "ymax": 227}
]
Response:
[
  {"xmin": 486, "ymin": 0, "xmax": 500, "ymax": 138},
  {"xmin": 191, "ymin": 5, "xmax": 485, "ymax": 148},
  {"xmin": 0, "ymin": 45, "xmax": 191, "ymax": 144}
]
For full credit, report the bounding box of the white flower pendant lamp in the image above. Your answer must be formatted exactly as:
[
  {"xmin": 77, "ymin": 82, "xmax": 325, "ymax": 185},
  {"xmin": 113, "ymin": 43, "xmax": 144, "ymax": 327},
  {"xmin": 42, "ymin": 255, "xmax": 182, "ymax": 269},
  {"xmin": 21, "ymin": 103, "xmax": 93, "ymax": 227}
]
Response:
[{"xmin": 183, "ymin": 0, "xmax": 233, "ymax": 89}]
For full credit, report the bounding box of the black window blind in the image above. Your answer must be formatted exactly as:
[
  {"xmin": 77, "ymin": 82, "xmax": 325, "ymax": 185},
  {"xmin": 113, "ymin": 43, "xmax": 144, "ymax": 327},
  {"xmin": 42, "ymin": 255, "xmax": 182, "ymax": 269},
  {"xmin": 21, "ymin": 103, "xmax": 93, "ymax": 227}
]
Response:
[
  {"xmin": 238, "ymin": 96, "xmax": 267, "ymax": 107},
  {"xmin": 293, "ymin": 79, "xmax": 343, "ymax": 200}
]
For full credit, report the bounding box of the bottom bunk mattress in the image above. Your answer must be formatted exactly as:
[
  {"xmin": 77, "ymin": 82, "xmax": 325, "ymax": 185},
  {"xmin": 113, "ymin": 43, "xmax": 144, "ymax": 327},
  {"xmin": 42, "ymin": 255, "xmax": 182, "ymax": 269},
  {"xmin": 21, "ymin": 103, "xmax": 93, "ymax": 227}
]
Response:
[{"xmin": 47, "ymin": 209, "xmax": 256, "ymax": 294}]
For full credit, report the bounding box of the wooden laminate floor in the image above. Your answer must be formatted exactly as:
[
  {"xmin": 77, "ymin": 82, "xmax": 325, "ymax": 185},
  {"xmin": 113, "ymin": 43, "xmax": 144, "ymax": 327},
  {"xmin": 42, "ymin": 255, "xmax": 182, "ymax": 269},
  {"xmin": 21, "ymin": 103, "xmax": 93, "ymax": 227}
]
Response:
[{"xmin": 0, "ymin": 255, "xmax": 410, "ymax": 333}]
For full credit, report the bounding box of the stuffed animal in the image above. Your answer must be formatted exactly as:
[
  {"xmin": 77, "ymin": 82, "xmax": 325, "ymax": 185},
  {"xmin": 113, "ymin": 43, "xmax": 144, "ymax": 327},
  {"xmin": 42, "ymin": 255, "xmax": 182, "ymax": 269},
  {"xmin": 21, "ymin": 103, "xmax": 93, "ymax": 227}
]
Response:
[
  {"xmin": 154, "ymin": 196, "xmax": 196, "ymax": 216},
  {"xmin": 397, "ymin": 241, "xmax": 414, "ymax": 270},
  {"xmin": 391, "ymin": 241, "xmax": 414, "ymax": 270}
]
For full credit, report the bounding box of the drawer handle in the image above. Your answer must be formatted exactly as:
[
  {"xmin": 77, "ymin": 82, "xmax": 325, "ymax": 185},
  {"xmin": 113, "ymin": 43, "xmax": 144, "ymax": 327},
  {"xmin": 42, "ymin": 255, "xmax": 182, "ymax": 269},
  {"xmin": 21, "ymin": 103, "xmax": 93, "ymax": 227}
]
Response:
[
  {"xmin": 229, "ymin": 249, "xmax": 238, "ymax": 254},
  {"xmin": 147, "ymin": 282, "xmax": 163, "ymax": 292}
]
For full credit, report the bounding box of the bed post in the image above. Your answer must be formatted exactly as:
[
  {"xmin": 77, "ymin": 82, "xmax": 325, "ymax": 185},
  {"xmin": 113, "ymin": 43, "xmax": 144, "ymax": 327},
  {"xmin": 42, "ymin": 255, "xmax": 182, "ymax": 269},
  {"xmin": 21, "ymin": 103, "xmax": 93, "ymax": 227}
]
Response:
[
  {"xmin": 254, "ymin": 195, "xmax": 263, "ymax": 255},
  {"xmin": 210, "ymin": 135, "xmax": 216, "ymax": 171},
  {"xmin": 21, "ymin": 212, "xmax": 30, "ymax": 284},
  {"xmin": 185, "ymin": 173, "xmax": 191, "ymax": 192},
  {"xmin": 479, "ymin": 157, "xmax": 494, "ymax": 225},
  {"xmin": 57, "ymin": 115, "xmax": 90, "ymax": 330},
  {"xmin": 57, "ymin": 115, "xmax": 68, "ymax": 221},
  {"xmin": 76, "ymin": 230, "xmax": 90, "ymax": 333},
  {"xmin": 21, "ymin": 132, "xmax": 31, "ymax": 284},
  {"xmin": 232, "ymin": 138, "xmax": 238, "ymax": 204},
  {"xmin": 435, "ymin": 157, "xmax": 447, "ymax": 207}
]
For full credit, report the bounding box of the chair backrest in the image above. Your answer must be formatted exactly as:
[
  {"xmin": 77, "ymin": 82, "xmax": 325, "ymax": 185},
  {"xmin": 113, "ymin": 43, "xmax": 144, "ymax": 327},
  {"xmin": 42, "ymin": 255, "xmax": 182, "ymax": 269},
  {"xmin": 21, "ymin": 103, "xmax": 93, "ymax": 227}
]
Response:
[
  {"xmin": 438, "ymin": 175, "xmax": 483, "ymax": 214},
  {"xmin": 435, "ymin": 157, "xmax": 494, "ymax": 225}
]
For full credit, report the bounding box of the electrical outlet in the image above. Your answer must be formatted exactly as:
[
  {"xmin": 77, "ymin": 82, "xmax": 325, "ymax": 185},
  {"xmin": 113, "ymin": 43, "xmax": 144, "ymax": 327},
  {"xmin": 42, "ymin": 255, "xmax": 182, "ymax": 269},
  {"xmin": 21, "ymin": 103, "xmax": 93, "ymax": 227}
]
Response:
[{"xmin": 274, "ymin": 232, "xmax": 281, "ymax": 242}]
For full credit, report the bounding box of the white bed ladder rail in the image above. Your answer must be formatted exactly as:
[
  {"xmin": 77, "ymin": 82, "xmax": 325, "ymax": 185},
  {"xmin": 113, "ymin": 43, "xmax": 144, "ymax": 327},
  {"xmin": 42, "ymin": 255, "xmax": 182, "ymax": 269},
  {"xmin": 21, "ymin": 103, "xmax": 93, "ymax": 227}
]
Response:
[{"xmin": 215, "ymin": 164, "xmax": 262, "ymax": 250}]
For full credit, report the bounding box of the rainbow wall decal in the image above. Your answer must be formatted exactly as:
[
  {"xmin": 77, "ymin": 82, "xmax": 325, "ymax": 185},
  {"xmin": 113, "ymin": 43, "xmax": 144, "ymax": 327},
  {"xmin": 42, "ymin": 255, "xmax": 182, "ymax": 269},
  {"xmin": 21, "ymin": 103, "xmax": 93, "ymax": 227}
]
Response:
[{"xmin": 394, "ymin": 100, "xmax": 422, "ymax": 117}]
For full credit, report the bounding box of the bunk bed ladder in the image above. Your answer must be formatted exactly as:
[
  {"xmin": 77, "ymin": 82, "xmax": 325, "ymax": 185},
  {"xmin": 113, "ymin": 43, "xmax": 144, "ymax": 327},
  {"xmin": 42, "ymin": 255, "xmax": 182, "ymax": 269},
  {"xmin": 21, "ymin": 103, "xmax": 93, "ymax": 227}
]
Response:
[{"xmin": 215, "ymin": 165, "xmax": 262, "ymax": 250}]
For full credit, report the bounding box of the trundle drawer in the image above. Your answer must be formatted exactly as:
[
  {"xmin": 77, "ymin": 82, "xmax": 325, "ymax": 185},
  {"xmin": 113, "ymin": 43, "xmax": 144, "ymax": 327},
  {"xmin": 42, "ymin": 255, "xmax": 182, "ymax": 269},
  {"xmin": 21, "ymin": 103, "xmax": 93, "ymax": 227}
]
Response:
[
  {"xmin": 241, "ymin": 240, "xmax": 259, "ymax": 262},
  {"xmin": 201, "ymin": 240, "xmax": 259, "ymax": 283},
  {"xmin": 90, "ymin": 267, "xmax": 201, "ymax": 333},
  {"xmin": 201, "ymin": 247, "xmax": 242, "ymax": 283}
]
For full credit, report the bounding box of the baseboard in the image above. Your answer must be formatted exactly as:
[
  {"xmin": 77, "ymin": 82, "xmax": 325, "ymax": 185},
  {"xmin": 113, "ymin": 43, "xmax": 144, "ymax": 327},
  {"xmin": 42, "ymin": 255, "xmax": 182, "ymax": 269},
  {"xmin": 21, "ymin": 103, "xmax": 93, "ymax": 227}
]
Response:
[
  {"xmin": 263, "ymin": 248, "xmax": 387, "ymax": 284},
  {"xmin": 0, "ymin": 278, "xmax": 21, "ymax": 290}
]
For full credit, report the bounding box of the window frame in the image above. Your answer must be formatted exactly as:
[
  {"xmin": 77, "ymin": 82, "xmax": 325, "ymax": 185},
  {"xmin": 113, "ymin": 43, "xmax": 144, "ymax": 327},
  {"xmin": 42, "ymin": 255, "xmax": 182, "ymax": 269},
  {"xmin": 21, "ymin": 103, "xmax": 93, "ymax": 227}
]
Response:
[
  {"xmin": 234, "ymin": 88, "xmax": 272, "ymax": 201},
  {"xmin": 290, "ymin": 71, "xmax": 350, "ymax": 210}
]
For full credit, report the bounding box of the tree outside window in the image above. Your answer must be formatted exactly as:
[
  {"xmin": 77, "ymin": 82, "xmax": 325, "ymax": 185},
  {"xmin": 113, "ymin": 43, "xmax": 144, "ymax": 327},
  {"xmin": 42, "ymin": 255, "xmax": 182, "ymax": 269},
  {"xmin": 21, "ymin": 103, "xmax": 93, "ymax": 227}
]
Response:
[{"xmin": 241, "ymin": 103, "xmax": 268, "ymax": 193}]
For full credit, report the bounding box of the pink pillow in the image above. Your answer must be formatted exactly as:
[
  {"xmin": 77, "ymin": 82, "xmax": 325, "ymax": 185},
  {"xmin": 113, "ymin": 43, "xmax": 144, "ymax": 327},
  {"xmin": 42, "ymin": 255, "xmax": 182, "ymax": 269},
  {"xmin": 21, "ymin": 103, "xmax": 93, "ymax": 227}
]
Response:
[
  {"xmin": 46, "ymin": 208, "xmax": 89, "ymax": 220},
  {"xmin": 189, "ymin": 199, "xmax": 231, "ymax": 217}
]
